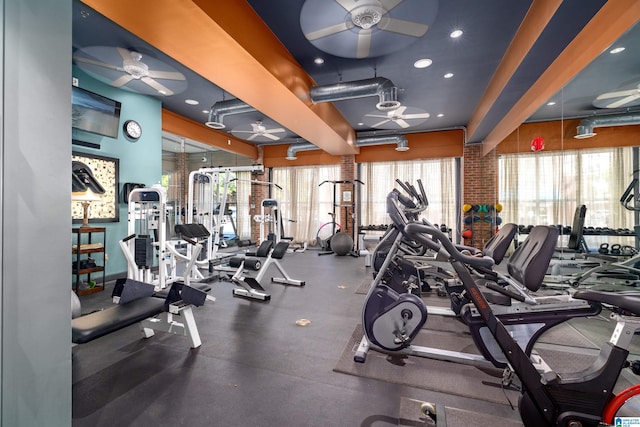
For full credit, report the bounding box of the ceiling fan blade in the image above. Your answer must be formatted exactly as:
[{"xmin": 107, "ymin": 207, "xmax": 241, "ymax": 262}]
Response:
[
  {"xmin": 378, "ymin": 0, "xmax": 404, "ymax": 11},
  {"xmin": 147, "ymin": 69, "xmax": 186, "ymax": 81},
  {"xmin": 390, "ymin": 106, "xmax": 407, "ymax": 116},
  {"xmin": 379, "ymin": 18, "xmax": 429, "ymax": 37},
  {"xmin": 335, "ymin": 0, "xmax": 359, "ymax": 11},
  {"xmin": 141, "ymin": 77, "xmax": 174, "ymax": 96},
  {"xmin": 117, "ymin": 47, "xmax": 132, "ymax": 61},
  {"xmin": 396, "ymin": 119, "xmax": 411, "ymax": 128},
  {"xmin": 72, "ymin": 56, "xmax": 125, "ymax": 72},
  {"xmin": 356, "ymin": 29, "xmax": 372, "ymax": 59},
  {"xmin": 111, "ymin": 74, "xmax": 135, "ymax": 87},
  {"xmin": 232, "ymin": 130, "xmax": 254, "ymax": 134},
  {"xmin": 305, "ymin": 21, "xmax": 351, "ymax": 41},
  {"xmin": 365, "ymin": 113, "xmax": 389, "ymax": 118},
  {"xmin": 264, "ymin": 128, "xmax": 285, "ymax": 134},
  {"xmin": 607, "ymin": 94, "xmax": 640, "ymax": 109},
  {"xmin": 372, "ymin": 119, "xmax": 391, "ymax": 127},
  {"xmin": 247, "ymin": 134, "xmax": 258, "ymax": 141},
  {"xmin": 596, "ymin": 89, "xmax": 638, "ymax": 100},
  {"xmin": 263, "ymin": 133, "xmax": 281, "ymax": 141},
  {"xmin": 402, "ymin": 113, "xmax": 431, "ymax": 119}
]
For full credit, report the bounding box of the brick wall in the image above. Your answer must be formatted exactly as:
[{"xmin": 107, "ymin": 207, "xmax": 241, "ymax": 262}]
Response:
[{"xmin": 462, "ymin": 144, "xmax": 499, "ymax": 248}]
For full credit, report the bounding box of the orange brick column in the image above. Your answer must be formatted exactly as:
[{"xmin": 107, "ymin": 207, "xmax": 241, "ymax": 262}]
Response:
[{"xmin": 462, "ymin": 144, "xmax": 499, "ymax": 249}]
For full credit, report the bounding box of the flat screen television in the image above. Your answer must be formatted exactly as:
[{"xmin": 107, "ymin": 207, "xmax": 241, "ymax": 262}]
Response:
[{"xmin": 72, "ymin": 86, "xmax": 122, "ymax": 138}]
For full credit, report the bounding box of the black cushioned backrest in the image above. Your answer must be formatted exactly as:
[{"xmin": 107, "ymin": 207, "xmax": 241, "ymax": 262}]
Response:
[
  {"xmin": 482, "ymin": 223, "xmax": 517, "ymax": 265},
  {"xmin": 256, "ymin": 240, "xmax": 274, "ymax": 257},
  {"xmin": 271, "ymin": 241, "xmax": 289, "ymax": 259},
  {"xmin": 507, "ymin": 225, "xmax": 559, "ymax": 292},
  {"xmin": 175, "ymin": 223, "xmax": 210, "ymax": 239},
  {"xmin": 567, "ymin": 205, "xmax": 586, "ymax": 250}
]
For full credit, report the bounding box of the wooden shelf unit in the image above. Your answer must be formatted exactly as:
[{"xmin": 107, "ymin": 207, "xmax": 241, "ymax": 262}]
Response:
[{"xmin": 72, "ymin": 226, "xmax": 106, "ymax": 296}]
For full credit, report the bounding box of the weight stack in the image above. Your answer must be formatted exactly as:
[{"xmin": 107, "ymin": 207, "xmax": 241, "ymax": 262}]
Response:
[{"xmin": 134, "ymin": 236, "xmax": 154, "ymax": 267}]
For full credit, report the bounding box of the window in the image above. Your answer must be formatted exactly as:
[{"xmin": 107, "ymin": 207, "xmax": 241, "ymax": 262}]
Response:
[
  {"xmin": 499, "ymin": 147, "xmax": 634, "ymax": 229},
  {"xmin": 360, "ymin": 159, "xmax": 458, "ymax": 229},
  {"xmin": 272, "ymin": 165, "xmax": 341, "ymax": 244}
]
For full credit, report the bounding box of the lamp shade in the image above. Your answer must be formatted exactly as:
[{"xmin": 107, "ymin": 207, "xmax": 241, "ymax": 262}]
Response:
[{"xmin": 72, "ymin": 189, "xmax": 101, "ymax": 202}]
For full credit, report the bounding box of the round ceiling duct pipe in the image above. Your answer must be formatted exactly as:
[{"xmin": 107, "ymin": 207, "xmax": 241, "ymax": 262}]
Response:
[
  {"xmin": 309, "ymin": 77, "xmax": 401, "ymax": 111},
  {"xmin": 286, "ymin": 135, "xmax": 408, "ymax": 160},
  {"xmin": 574, "ymin": 113, "xmax": 640, "ymax": 139},
  {"xmin": 205, "ymin": 98, "xmax": 256, "ymax": 129}
]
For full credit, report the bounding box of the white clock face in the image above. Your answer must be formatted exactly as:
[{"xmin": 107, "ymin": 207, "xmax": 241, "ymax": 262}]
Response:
[{"xmin": 124, "ymin": 120, "xmax": 141, "ymax": 139}]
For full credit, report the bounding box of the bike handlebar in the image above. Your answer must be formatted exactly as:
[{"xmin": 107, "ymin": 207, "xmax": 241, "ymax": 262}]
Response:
[{"xmin": 404, "ymin": 222, "xmax": 495, "ymax": 270}]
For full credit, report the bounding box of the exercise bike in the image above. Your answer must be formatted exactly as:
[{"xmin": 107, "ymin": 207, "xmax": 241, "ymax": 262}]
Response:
[{"xmin": 404, "ymin": 221, "xmax": 640, "ymax": 426}]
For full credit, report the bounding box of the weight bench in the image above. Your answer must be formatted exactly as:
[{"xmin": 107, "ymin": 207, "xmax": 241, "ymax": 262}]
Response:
[
  {"xmin": 72, "ymin": 279, "xmax": 206, "ymax": 348},
  {"xmin": 227, "ymin": 240, "xmax": 305, "ymax": 301}
]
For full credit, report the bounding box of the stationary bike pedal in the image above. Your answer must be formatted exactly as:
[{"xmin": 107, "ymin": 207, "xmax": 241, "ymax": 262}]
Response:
[{"xmin": 629, "ymin": 360, "xmax": 640, "ymax": 375}]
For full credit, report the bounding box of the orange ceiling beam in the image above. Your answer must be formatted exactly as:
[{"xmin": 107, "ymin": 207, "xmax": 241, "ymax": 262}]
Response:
[
  {"xmin": 466, "ymin": 0, "xmax": 562, "ymax": 142},
  {"xmin": 482, "ymin": 0, "xmax": 640, "ymax": 156},
  {"xmin": 80, "ymin": 0, "xmax": 358, "ymax": 156}
]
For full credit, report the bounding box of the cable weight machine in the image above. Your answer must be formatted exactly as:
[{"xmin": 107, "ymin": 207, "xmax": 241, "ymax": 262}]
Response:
[{"xmin": 318, "ymin": 179, "xmax": 364, "ymax": 257}]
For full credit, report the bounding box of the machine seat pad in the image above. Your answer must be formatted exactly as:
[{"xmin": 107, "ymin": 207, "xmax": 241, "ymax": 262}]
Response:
[
  {"xmin": 175, "ymin": 223, "xmax": 210, "ymax": 239},
  {"xmin": 573, "ymin": 289, "xmax": 640, "ymax": 316},
  {"xmin": 72, "ymin": 297, "xmax": 165, "ymax": 344}
]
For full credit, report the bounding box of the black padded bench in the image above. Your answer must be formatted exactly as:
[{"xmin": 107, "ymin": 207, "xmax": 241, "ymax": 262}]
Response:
[
  {"xmin": 72, "ymin": 297, "xmax": 165, "ymax": 344},
  {"xmin": 72, "ymin": 279, "xmax": 207, "ymax": 348}
]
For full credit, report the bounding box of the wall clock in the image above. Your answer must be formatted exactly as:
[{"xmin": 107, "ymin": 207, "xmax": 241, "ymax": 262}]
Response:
[{"xmin": 123, "ymin": 120, "xmax": 142, "ymax": 140}]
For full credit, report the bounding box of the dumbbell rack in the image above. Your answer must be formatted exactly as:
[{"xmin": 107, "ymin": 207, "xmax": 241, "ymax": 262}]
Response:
[{"xmin": 462, "ymin": 203, "xmax": 502, "ymax": 247}]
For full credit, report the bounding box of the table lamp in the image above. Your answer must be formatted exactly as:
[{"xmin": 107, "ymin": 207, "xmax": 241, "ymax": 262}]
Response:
[{"xmin": 72, "ymin": 189, "xmax": 101, "ymax": 227}]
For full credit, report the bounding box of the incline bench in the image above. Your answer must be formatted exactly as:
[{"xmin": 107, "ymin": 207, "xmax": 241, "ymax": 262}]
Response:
[{"xmin": 72, "ymin": 278, "xmax": 207, "ymax": 348}]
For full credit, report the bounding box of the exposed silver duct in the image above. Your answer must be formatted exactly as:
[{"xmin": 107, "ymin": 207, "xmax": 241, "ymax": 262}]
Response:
[
  {"xmin": 205, "ymin": 98, "xmax": 256, "ymax": 129},
  {"xmin": 286, "ymin": 135, "xmax": 408, "ymax": 160},
  {"xmin": 575, "ymin": 113, "xmax": 640, "ymax": 139},
  {"xmin": 309, "ymin": 77, "xmax": 400, "ymax": 111}
]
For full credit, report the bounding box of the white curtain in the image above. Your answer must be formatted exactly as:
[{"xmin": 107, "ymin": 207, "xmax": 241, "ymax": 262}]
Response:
[
  {"xmin": 272, "ymin": 165, "xmax": 340, "ymax": 244},
  {"xmin": 360, "ymin": 159, "xmax": 458, "ymax": 229},
  {"xmin": 499, "ymin": 147, "xmax": 635, "ymax": 230},
  {"xmin": 234, "ymin": 171, "xmax": 252, "ymax": 239}
]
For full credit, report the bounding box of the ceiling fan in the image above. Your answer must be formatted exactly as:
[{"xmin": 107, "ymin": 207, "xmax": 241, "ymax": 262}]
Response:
[
  {"xmin": 231, "ymin": 121, "xmax": 286, "ymax": 142},
  {"xmin": 300, "ymin": 0, "xmax": 438, "ymax": 59},
  {"xmin": 364, "ymin": 106, "xmax": 430, "ymax": 129},
  {"xmin": 73, "ymin": 46, "xmax": 187, "ymax": 96},
  {"xmin": 593, "ymin": 83, "xmax": 640, "ymax": 109}
]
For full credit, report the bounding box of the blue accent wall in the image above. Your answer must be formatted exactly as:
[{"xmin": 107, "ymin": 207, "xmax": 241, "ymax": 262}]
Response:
[{"xmin": 72, "ymin": 66, "xmax": 162, "ymax": 279}]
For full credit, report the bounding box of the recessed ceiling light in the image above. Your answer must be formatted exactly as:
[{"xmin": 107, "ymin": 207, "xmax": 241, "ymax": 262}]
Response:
[
  {"xmin": 437, "ymin": 113, "xmax": 444, "ymax": 118},
  {"xmin": 185, "ymin": 99, "xmax": 199, "ymax": 105},
  {"xmin": 202, "ymin": 110, "xmax": 209, "ymax": 114},
  {"xmin": 357, "ymin": 122, "xmax": 364, "ymax": 126},
  {"xmin": 444, "ymin": 73, "xmax": 454, "ymax": 79},
  {"xmin": 414, "ymin": 58, "xmax": 433, "ymax": 69},
  {"xmin": 547, "ymin": 101, "xmax": 556, "ymax": 106},
  {"xmin": 314, "ymin": 57, "xmax": 325, "ymax": 65},
  {"xmin": 450, "ymin": 29, "xmax": 463, "ymax": 38},
  {"xmin": 610, "ymin": 47, "xmax": 625, "ymax": 54}
]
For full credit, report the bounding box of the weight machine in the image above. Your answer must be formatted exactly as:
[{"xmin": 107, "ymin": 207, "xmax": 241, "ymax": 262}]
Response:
[
  {"xmin": 186, "ymin": 164, "xmax": 264, "ymax": 268},
  {"xmin": 318, "ymin": 179, "xmax": 364, "ymax": 257},
  {"xmin": 120, "ymin": 187, "xmax": 212, "ymax": 291}
]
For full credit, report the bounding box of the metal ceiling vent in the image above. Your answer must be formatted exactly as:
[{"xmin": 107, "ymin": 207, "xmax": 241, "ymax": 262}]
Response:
[
  {"xmin": 574, "ymin": 113, "xmax": 640, "ymax": 139},
  {"xmin": 310, "ymin": 77, "xmax": 400, "ymax": 111},
  {"xmin": 300, "ymin": 0, "xmax": 438, "ymax": 59},
  {"xmin": 286, "ymin": 135, "xmax": 408, "ymax": 160},
  {"xmin": 205, "ymin": 98, "xmax": 256, "ymax": 129}
]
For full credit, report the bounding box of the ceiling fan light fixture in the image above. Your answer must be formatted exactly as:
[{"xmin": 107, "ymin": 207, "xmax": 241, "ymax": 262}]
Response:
[{"xmin": 351, "ymin": 5, "xmax": 383, "ymax": 29}]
